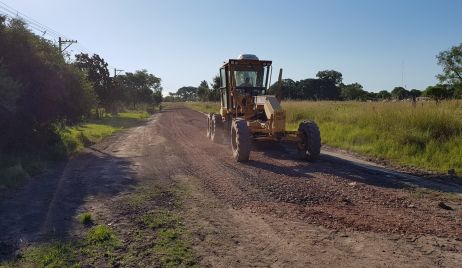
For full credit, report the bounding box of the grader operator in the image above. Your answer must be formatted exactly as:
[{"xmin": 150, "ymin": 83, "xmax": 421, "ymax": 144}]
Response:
[{"xmin": 206, "ymin": 54, "xmax": 321, "ymax": 162}]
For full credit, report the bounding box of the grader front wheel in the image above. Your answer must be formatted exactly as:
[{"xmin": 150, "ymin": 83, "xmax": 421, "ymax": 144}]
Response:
[
  {"xmin": 297, "ymin": 121, "xmax": 321, "ymax": 162},
  {"xmin": 231, "ymin": 119, "xmax": 251, "ymax": 162}
]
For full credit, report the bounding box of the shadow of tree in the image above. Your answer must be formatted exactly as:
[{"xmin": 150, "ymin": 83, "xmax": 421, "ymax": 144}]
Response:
[{"xmin": 0, "ymin": 148, "xmax": 138, "ymax": 261}]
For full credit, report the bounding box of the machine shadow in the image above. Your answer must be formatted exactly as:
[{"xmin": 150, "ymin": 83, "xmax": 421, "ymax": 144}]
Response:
[{"xmin": 248, "ymin": 141, "xmax": 462, "ymax": 193}]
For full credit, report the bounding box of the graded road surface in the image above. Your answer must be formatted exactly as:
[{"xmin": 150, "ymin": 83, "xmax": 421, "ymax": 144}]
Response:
[{"xmin": 1, "ymin": 106, "xmax": 461, "ymax": 267}]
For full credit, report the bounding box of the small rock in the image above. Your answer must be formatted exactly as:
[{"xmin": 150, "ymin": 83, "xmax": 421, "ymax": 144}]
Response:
[
  {"xmin": 348, "ymin": 182, "xmax": 357, "ymax": 186},
  {"xmin": 407, "ymin": 204, "xmax": 415, "ymax": 208},
  {"xmin": 438, "ymin": 202, "xmax": 453, "ymax": 210},
  {"xmin": 342, "ymin": 198, "xmax": 353, "ymax": 205}
]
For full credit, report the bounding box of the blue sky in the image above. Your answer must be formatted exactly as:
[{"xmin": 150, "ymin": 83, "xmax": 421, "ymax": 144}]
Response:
[{"xmin": 2, "ymin": 0, "xmax": 462, "ymax": 94}]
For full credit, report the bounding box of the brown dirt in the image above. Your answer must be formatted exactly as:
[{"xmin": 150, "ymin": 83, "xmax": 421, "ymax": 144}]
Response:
[{"xmin": 1, "ymin": 106, "xmax": 462, "ymax": 267}]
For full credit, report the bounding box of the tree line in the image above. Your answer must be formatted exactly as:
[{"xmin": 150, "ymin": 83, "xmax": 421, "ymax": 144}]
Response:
[
  {"xmin": 0, "ymin": 17, "xmax": 162, "ymax": 160},
  {"xmin": 167, "ymin": 43, "xmax": 462, "ymax": 102},
  {"xmin": 74, "ymin": 53, "xmax": 162, "ymax": 116},
  {"xmin": 164, "ymin": 76, "xmax": 221, "ymax": 102}
]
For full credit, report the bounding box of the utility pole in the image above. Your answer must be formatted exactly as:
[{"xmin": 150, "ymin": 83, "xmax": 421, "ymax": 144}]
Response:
[
  {"xmin": 114, "ymin": 68, "xmax": 124, "ymax": 77},
  {"xmin": 58, "ymin": 37, "xmax": 77, "ymax": 53}
]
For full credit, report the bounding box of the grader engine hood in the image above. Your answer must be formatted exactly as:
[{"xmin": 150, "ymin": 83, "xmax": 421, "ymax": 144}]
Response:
[{"xmin": 255, "ymin": 95, "xmax": 286, "ymax": 133}]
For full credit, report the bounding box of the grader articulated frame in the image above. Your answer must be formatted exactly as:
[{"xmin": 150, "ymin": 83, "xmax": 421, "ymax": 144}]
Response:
[{"xmin": 206, "ymin": 54, "xmax": 321, "ymax": 162}]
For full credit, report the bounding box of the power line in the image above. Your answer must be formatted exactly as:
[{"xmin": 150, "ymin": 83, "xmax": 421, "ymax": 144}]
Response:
[
  {"xmin": 0, "ymin": 1, "xmax": 122, "ymax": 74},
  {"xmin": 0, "ymin": 1, "xmax": 68, "ymax": 39},
  {"xmin": 0, "ymin": 9, "xmax": 60, "ymax": 40},
  {"xmin": 0, "ymin": 2, "xmax": 92, "ymax": 57}
]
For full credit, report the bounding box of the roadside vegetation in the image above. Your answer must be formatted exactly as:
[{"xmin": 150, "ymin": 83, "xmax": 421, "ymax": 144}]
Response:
[
  {"xmin": 59, "ymin": 111, "xmax": 149, "ymax": 154},
  {"xmin": 0, "ymin": 16, "xmax": 161, "ymax": 189},
  {"xmin": 284, "ymin": 100, "xmax": 462, "ymax": 174},
  {"xmin": 5, "ymin": 224, "xmax": 121, "ymax": 267},
  {"xmin": 0, "ymin": 111, "xmax": 149, "ymax": 190},
  {"xmin": 184, "ymin": 102, "xmax": 221, "ymax": 114},
  {"xmin": 1, "ymin": 177, "xmax": 196, "ymax": 267}
]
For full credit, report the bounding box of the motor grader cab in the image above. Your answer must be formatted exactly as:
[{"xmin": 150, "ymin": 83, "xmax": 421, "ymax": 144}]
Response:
[{"xmin": 206, "ymin": 54, "xmax": 321, "ymax": 162}]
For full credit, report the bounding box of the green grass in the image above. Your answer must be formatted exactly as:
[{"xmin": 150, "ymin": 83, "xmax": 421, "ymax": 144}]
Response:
[
  {"xmin": 2, "ymin": 225, "xmax": 121, "ymax": 267},
  {"xmin": 154, "ymin": 227, "xmax": 196, "ymax": 268},
  {"xmin": 19, "ymin": 241, "xmax": 78, "ymax": 268},
  {"xmin": 141, "ymin": 210, "xmax": 180, "ymax": 230},
  {"xmin": 80, "ymin": 225, "xmax": 121, "ymax": 266},
  {"xmin": 2, "ymin": 178, "xmax": 196, "ymax": 267},
  {"xmin": 184, "ymin": 100, "xmax": 462, "ymax": 174},
  {"xmin": 140, "ymin": 210, "xmax": 196, "ymax": 268},
  {"xmin": 184, "ymin": 102, "xmax": 221, "ymax": 114},
  {"xmin": 284, "ymin": 100, "xmax": 462, "ymax": 174},
  {"xmin": 77, "ymin": 212, "xmax": 92, "ymax": 225},
  {"xmin": 0, "ymin": 111, "xmax": 149, "ymax": 190},
  {"xmin": 59, "ymin": 111, "xmax": 150, "ymax": 154},
  {"xmin": 0, "ymin": 241, "xmax": 79, "ymax": 268},
  {"xmin": 86, "ymin": 225, "xmax": 117, "ymax": 244}
]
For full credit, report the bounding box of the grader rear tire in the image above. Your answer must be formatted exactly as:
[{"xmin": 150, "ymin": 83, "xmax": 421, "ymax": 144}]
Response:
[
  {"xmin": 297, "ymin": 121, "xmax": 321, "ymax": 162},
  {"xmin": 231, "ymin": 119, "xmax": 251, "ymax": 162},
  {"xmin": 211, "ymin": 114, "xmax": 225, "ymax": 143}
]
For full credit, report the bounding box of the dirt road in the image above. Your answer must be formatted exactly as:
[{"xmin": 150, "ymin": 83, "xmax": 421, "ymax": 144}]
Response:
[{"xmin": 1, "ymin": 107, "xmax": 462, "ymax": 267}]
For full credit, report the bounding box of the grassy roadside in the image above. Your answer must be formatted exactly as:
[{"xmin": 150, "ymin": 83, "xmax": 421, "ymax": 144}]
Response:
[
  {"xmin": 59, "ymin": 111, "xmax": 149, "ymax": 153},
  {"xmin": 181, "ymin": 102, "xmax": 220, "ymax": 114},
  {"xmin": 1, "ymin": 179, "xmax": 197, "ymax": 267},
  {"xmin": 0, "ymin": 111, "xmax": 149, "ymax": 190},
  {"xmin": 184, "ymin": 101, "xmax": 462, "ymax": 174}
]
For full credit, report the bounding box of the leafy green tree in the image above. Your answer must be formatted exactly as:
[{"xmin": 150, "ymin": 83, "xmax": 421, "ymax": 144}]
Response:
[
  {"xmin": 164, "ymin": 92, "xmax": 180, "ymax": 102},
  {"xmin": 453, "ymin": 84, "xmax": 462, "ymax": 99},
  {"xmin": 269, "ymin": 79, "xmax": 304, "ymax": 99},
  {"xmin": 409, "ymin": 89, "xmax": 422, "ymax": 98},
  {"xmin": 391, "ymin": 87, "xmax": 410, "ymax": 100},
  {"xmin": 316, "ymin": 70, "xmax": 343, "ymax": 86},
  {"xmin": 377, "ymin": 90, "xmax": 391, "ymax": 99},
  {"xmin": 208, "ymin": 75, "xmax": 221, "ymax": 101},
  {"xmin": 176, "ymin": 86, "xmax": 198, "ymax": 101},
  {"xmin": 0, "ymin": 66, "xmax": 22, "ymax": 115},
  {"xmin": 340, "ymin": 83, "xmax": 367, "ymax": 101},
  {"xmin": 197, "ymin": 80, "xmax": 210, "ymax": 101},
  {"xmin": 299, "ymin": 79, "xmax": 340, "ymax": 100},
  {"xmin": 366, "ymin": 91, "xmax": 378, "ymax": 101},
  {"xmin": 436, "ymin": 43, "xmax": 462, "ymax": 86},
  {"xmin": 74, "ymin": 53, "xmax": 112, "ymax": 115},
  {"xmin": 115, "ymin": 70, "xmax": 162, "ymax": 108},
  {"xmin": 423, "ymin": 85, "xmax": 451, "ymax": 102},
  {"xmin": 0, "ymin": 17, "xmax": 95, "ymax": 154}
]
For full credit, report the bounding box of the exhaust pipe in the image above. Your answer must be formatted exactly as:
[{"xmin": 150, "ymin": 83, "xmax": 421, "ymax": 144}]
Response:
[{"xmin": 276, "ymin": 68, "xmax": 283, "ymax": 103}]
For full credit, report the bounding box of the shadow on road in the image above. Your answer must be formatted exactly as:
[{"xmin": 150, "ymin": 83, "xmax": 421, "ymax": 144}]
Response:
[{"xmin": 247, "ymin": 140, "xmax": 462, "ymax": 194}]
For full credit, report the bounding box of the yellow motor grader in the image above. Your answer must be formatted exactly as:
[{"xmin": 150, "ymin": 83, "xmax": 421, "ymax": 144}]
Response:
[{"xmin": 206, "ymin": 54, "xmax": 321, "ymax": 162}]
